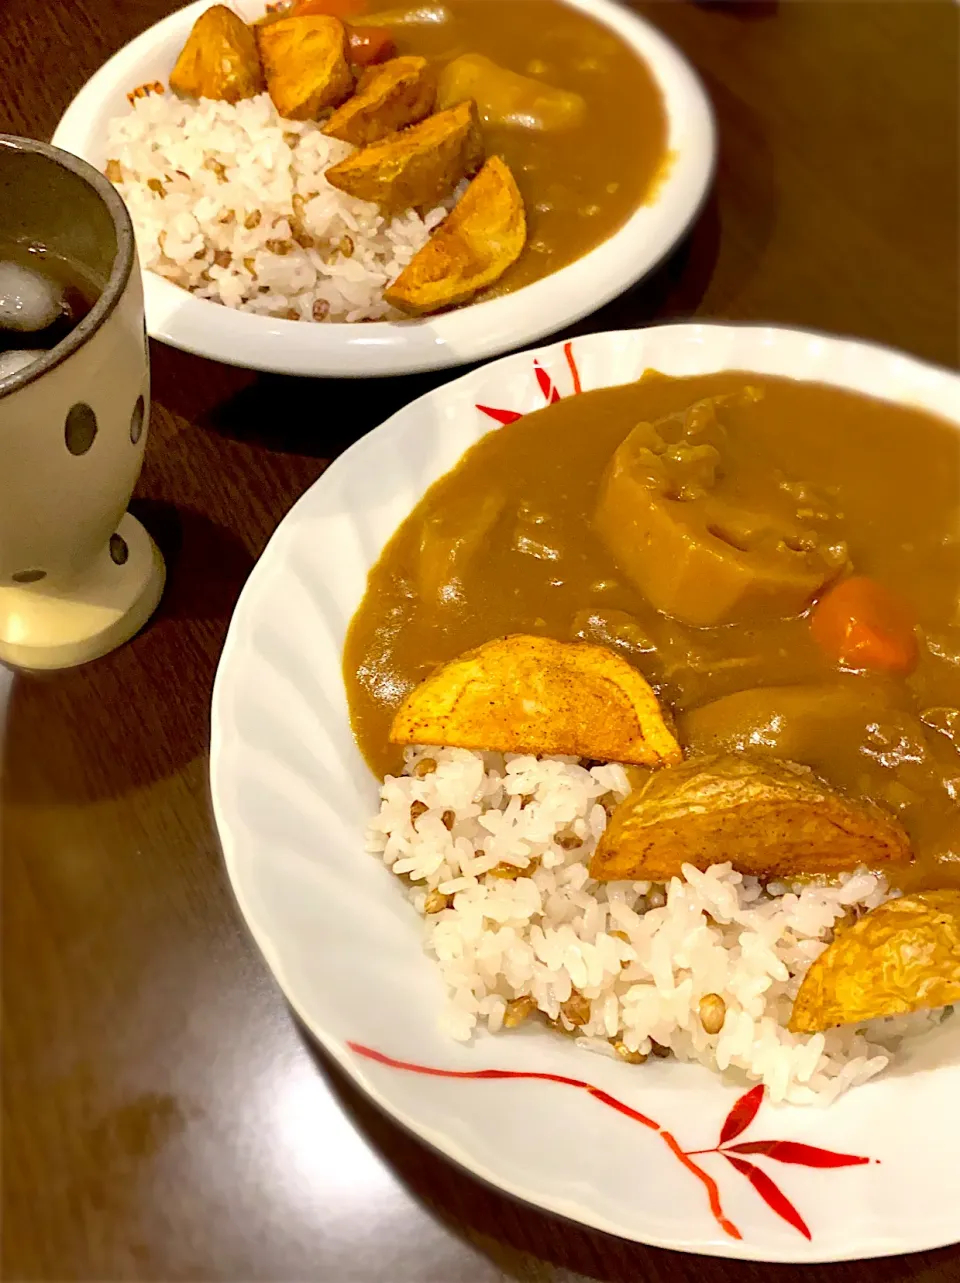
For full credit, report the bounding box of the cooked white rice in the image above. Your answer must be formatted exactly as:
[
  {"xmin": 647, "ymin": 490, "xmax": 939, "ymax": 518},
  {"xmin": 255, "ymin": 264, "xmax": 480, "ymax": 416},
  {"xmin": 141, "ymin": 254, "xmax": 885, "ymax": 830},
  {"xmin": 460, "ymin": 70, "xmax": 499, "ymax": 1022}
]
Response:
[
  {"xmin": 105, "ymin": 92, "xmax": 454, "ymax": 322},
  {"xmin": 367, "ymin": 746, "xmax": 951, "ymax": 1106}
]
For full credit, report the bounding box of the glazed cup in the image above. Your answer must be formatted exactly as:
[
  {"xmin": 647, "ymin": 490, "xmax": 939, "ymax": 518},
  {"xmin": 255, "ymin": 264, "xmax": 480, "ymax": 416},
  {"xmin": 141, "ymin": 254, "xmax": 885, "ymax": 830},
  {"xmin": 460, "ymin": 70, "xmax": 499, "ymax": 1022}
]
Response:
[{"xmin": 0, "ymin": 134, "xmax": 163, "ymax": 670}]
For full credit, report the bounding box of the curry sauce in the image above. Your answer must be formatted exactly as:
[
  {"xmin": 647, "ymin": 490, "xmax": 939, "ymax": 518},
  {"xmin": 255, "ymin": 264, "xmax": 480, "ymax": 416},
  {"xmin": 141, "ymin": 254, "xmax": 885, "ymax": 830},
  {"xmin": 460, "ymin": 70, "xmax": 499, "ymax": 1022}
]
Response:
[{"xmin": 344, "ymin": 374, "xmax": 960, "ymax": 892}]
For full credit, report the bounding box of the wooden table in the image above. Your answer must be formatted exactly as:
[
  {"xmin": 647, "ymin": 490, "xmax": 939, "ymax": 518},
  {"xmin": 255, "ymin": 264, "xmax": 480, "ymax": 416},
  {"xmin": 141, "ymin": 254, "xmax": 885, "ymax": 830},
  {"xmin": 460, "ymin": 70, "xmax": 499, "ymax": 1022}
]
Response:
[{"xmin": 2, "ymin": 2, "xmax": 958, "ymax": 1279}]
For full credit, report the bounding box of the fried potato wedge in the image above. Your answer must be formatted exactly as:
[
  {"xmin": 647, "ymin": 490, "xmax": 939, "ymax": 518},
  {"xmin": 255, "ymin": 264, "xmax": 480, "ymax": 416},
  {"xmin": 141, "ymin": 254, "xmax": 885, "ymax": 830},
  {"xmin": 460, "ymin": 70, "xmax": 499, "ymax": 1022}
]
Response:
[
  {"xmin": 789, "ymin": 890, "xmax": 960, "ymax": 1033},
  {"xmin": 257, "ymin": 15, "xmax": 353, "ymax": 120},
  {"xmin": 325, "ymin": 100, "xmax": 483, "ymax": 212},
  {"xmin": 170, "ymin": 6, "xmax": 264, "ymax": 104},
  {"xmin": 389, "ymin": 634, "xmax": 681, "ymax": 765},
  {"xmin": 590, "ymin": 753, "xmax": 912, "ymax": 882},
  {"xmin": 323, "ymin": 55, "xmax": 435, "ymax": 145},
  {"xmin": 384, "ymin": 156, "xmax": 525, "ymax": 313}
]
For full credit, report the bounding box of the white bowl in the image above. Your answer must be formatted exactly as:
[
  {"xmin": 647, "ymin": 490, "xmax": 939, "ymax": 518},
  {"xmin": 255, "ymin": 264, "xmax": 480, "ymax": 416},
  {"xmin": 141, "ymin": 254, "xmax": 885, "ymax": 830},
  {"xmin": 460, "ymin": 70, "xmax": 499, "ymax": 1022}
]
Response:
[
  {"xmin": 210, "ymin": 324, "xmax": 960, "ymax": 1261},
  {"xmin": 51, "ymin": 0, "xmax": 715, "ymax": 377}
]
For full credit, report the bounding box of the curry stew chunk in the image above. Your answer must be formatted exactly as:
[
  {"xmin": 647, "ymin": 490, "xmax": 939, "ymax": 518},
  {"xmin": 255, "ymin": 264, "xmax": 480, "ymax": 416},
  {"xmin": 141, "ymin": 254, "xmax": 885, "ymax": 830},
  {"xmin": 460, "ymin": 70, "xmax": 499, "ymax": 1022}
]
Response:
[
  {"xmin": 390, "ymin": 635, "xmax": 681, "ymax": 766},
  {"xmin": 325, "ymin": 100, "xmax": 484, "ymax": 212},
  {"xmin": 385, "ymin": 156, "xmax": 526, "ymax": 314},
  {"xmin": 590, "ymin": 753, "xmax": 913, "ymax": 883},
  {"xmin": 595, "ymin": 392, "xmax": 851, "ymax": 626},
  {"xmin": 789, "ymin": 890, "xmax": 960, "ymax": 1033},
  {"xmin": 170, "ymin": 5, "xmax": 264, "ymax": 104},
  {"xmin": 437, "ymin": 52, "xmax": 586, "ymax": 131}
]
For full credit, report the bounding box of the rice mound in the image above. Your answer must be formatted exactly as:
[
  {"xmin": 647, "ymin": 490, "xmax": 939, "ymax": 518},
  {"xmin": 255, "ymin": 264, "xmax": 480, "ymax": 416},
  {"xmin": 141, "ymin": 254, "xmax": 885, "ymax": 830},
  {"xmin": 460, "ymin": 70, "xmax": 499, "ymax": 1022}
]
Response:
[
  {"xmin": 105, "ymin": 92, "xmax": 453, "ymax": 322},
  {"xmin": 367, "ymin": 746, "xmax": 949, "ymax": 1106}
]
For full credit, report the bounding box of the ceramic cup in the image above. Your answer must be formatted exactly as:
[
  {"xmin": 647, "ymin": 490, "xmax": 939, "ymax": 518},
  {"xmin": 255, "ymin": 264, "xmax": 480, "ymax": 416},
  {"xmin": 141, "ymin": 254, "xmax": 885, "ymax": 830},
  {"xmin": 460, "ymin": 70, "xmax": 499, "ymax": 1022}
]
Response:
[{"xmin": 0, "ymin": 135, "xmax": 164, "ymax": 670}]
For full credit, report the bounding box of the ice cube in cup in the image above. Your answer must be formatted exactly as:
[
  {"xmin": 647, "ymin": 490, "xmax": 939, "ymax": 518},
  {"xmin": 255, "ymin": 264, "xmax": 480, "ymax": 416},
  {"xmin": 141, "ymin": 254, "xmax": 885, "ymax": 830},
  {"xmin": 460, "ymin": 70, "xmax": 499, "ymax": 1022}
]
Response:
[
  {"xmin": 0, "ymin": 348, "xmax": 44, "ymax": 379},
  {"xmin": 0, "ymin": 257, "xmax": 65, "ymax": 332}
]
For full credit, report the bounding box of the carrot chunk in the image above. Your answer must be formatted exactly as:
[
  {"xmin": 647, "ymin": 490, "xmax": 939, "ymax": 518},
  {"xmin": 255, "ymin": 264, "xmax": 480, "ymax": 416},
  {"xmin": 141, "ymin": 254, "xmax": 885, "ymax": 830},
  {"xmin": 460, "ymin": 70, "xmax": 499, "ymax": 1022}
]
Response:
[
  {"xmin": 347, "ymin": 25, "xmax": 397, "ymax": 65},
  {"xmin": 810, "ymin": 576, "xmax": 918, "ymax": 675}
]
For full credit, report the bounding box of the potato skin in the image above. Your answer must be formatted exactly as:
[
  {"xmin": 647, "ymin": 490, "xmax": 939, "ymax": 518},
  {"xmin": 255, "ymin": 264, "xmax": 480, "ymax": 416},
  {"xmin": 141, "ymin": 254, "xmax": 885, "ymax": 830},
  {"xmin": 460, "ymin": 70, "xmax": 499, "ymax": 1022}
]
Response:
[
  {"xmin": 590, "ymin": 752, "xmax": 913, "ymax": 882},
  {"xmin": 789, "ymin": 890, "xmax": 960, "ymax": 1032}
]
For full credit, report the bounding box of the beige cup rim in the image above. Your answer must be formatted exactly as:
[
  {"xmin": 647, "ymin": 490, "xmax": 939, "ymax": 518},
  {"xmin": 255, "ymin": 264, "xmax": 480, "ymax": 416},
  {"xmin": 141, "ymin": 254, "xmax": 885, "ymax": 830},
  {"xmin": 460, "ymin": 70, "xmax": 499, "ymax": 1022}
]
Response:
[{"xmin": 0, "ymin": 134, "xmax": 136, "ymax": 401}]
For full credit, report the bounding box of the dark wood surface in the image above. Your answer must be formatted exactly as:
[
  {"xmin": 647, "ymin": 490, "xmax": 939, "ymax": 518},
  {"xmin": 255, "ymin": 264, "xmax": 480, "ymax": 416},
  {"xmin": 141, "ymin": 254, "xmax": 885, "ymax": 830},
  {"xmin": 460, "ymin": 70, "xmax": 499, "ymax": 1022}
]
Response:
[{"xmin": 2, "ymin": 2, "xmax": 958, "ymax": 1279}]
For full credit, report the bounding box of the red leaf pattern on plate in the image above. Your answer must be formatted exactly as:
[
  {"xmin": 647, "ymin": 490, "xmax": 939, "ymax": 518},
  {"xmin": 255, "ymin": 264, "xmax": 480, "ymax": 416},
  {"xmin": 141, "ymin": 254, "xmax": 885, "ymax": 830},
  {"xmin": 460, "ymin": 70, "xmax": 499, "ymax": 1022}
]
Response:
[
  {"xmin": 534, "ymin": 360, "xmax": 561, "ymax": 403},
  {"xmin": 726, "ymin": 1140, "xmax": 871, "ymax": 1168},
  {"xmin": 475, "ymin": 342, "xmax": 581, "ymax": 425},
  {"xmin": 660, "ymin": 1126, "xmax": 742, "ymax": 1240},
  {"xmin": 476, "ymin": 405, "xmax": 524, "ymax": 425},
  {"xmin": 722, "ymin": 1153, "xmax": 812, "ymax": 1240},
  {"xmin": 563, "ymin": 340, "xmax": 582, "ymax": 395},
  {"xmin": 348, "ymin": 1041, "xmax": 741, "ymax": 1240},
  {"xmin": 718, "ymin": 1083, "xmax": 765, "ymax": 1145},
  {"xmin": 348, "ymin": 1041, "xmax": 877, "ymax": 1245}
]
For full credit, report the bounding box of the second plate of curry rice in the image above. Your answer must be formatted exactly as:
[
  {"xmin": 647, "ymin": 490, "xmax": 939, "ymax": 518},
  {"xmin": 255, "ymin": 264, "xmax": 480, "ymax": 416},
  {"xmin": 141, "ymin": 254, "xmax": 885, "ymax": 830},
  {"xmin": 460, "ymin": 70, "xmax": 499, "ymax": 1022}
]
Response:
[
  {"xmin": 211, "ymin": 325, "xmax": 960, "ymax": 1259},
  {"xmin": 52, "ymin": 0, "xmax": 714, "ymax": 373}
]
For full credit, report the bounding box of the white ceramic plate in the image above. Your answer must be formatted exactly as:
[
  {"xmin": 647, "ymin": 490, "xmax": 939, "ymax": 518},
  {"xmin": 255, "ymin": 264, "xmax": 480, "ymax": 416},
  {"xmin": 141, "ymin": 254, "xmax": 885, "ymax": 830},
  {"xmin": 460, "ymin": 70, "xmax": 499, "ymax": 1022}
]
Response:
[
  {"xmin": 51, "ymin": 0, "xmax": 715, "ymax": 377},
  {"xmin": 210, "ymin": 325, "xmax": 960, "ymax": 1260}
]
